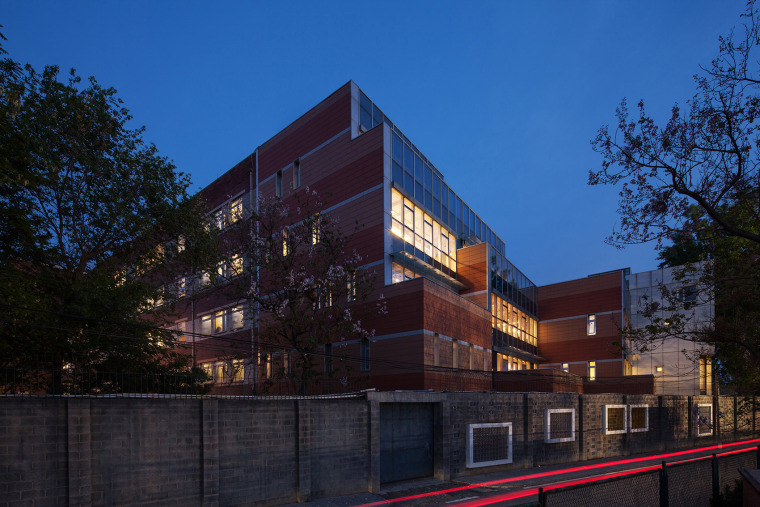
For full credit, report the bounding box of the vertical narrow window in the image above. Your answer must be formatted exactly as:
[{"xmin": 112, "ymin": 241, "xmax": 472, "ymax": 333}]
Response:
[
  {"xmin": 200, "ymin": 314, "xmax": 212, "ymax": 335},
  {"xmin": 587, "ymin": 314, "xmax": 597, "ymax": 335},
  {"xmin": 265, "ymin": 354, "xmax": 272, "ymax": 379},
  {"xmin": 699, "ymin": 356, "xmax": 712, "ymax": 395},
  {"xmin": 214, "ymin": 310, "xmax": 226, "ymax": 333},
  {"xmin": 312, "ymin": 214, "xmax": 320, "ymax": 244},
  {"xmin": 452, "ymin": 339, "xmax": 459, "ymax": 369},
  {"xmin": 293, "ymin": 159, "xmax": 301, "ymax": 189},
  {"xmin": 434, "ymin": 333, "xmax": 440, "ymax": 366},
  {"xmin": 324, "ymin": 343, "xmax": 333, "ymax": 374},
  {"xmin": 346, "ymin": 272, "xmax": 356, "ymax": 302},
  {"xmin": 229, "ymin": 198, "xmax": 243, "ymax": 223},
  {"xmin": 276, "ymin": 170, "xmax": 283, "ymax": 198},
  {"xmin": 469, "ymin": 344, "xmax": 474, "ymax": 370},
  {"xmin": 282, "ymin": 229, "xmax": 289, "ymax": 256},
  {"xmin": 588, "ymin": 361, "xmax": 596, "ymax": 381},
  {"xmin": 284, "ymin": 352, "xmax": 290, "ymax": 374},
  {"xmin": 230, "ymin": 306, "xmax": 244, "ymax": 329},
  {"xmin": 360, "ymin": 339, "xmax": 370, "ymax": 371}
]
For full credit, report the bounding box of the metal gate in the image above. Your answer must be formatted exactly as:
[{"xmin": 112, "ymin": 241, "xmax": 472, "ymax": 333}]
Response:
[{"xmin": 380, "ymin": 403, "xmax": 434, "ymax": 483}]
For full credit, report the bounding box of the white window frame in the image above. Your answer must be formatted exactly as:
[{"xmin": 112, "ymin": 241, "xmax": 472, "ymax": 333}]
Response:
[
  {"xmin": 629, "ymin": 405, "xmax": 649, "ymax": 433},
  {"xmin": 695, "ymin": 403, "xmax": 713, "ymax": 437},
  {"xmin": 466, "ymin": 422, "xmax": 512, "ymax": 468},
  {"xmin": 603, "ymin": 404, "xmax": 628, "ymax": 435},
  {"xmin": 544, "ymin": 408, "xmax": 576, "ymax": 443}
]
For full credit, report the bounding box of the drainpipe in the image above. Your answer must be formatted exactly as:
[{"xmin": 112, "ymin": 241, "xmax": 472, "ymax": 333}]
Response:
[{"xmin": 250, "ymin": 150, "xmax": 260, "ymax": 394}]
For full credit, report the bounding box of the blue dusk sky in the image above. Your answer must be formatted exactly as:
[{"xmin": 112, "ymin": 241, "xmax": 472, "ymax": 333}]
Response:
[{"xmin": 3, "ymin": 0, "xmax": 747, "ymax": 286}]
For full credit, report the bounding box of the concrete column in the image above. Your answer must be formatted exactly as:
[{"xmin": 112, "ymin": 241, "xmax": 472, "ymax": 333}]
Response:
[
  {"xmin": 367, "ymin": 399, "xmax": 380, "ymax": 493},
  {"xmin": 201, "ymin": 399, "xmax": 219, "ymax": 506},
  {"xmin": 297, "ymin": 400, "xmax": 312, "ymax": 502},
  {"xmin": 67, "ymin": 398, "xmax": 92, "ymax": 506},
  {"xmin": 434, "ymin": 400, "xmax": 451, "ymax": 482}
]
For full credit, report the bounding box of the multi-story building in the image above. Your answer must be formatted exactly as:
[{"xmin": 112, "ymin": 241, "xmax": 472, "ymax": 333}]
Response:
[
  {"xmin": 538, "ymin": 266, "xmax": 714, "ymax": 395},
  {"xmin": 167, "ymin": 82, "xmax": 540, "ymax": 393},
  {"xmin": 161, "ymin": 82, "xmax": 714, "ymax": 396},
  {"xmin": 628, "ymin": 265, "xmax": 714, "ymax": 395}
]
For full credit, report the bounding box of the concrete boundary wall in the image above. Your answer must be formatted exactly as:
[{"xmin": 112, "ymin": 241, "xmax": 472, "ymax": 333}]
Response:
[{"xmin": 0, "ymin": 393, "xmax": 757, "ymax": 505}]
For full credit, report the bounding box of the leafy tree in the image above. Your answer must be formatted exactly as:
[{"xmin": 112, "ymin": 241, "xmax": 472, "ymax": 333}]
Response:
[
  {"xmin": 590, "ymin": 2, "xmax": 760, "ymax": 393},
  {"xmin": 0, "ymin": 36, "xmax": 214, "ymax": 394},
  {"xmin": 219, "ymin": 189, "xmax": 381, "ymax": 395}
]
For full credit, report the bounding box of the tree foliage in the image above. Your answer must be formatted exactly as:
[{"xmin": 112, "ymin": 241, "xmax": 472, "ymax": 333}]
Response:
[
  {"xmin": 220, "ymin": 190, "xmax": 382, "ymax": 395},
  {"xmin": 0, "ymin": 35, "xmax": 213, "ymax": 394},
  {"xmin": 591, "ymin": 3, "xmax": 760, "ymax": 393}
]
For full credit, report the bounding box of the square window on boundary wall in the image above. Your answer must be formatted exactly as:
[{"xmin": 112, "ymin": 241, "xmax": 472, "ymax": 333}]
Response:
[
  {"xmin": 544, "ymin": 409, "xmax": 575, "ymax": 443},
  {"xmin": 603, "ymin": 405, "xmax": 627, "ymax": 435},
  {"xmin": 467, "ymin": 423, "xmax": 512, "ymax": 468},
  {"xmin": 587, "ymin": 314, "xmax": 596, "ymax": 335}
]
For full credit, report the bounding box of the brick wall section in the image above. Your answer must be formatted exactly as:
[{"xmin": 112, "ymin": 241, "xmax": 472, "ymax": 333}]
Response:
[
  {"xmin": 308, "ymin": 400, "xmax": 369, "ymax": 498},
  {"xmin": 0, "ymin": 398, "xmax": 68, "ymax": 505},
  {"xmin": 1, "ymin": 393, "xmax": 758, "ymax": 504},
  {"xmin": 88, "ymin": 398, "xmax": 203, "ymax": 506},
  {"xmin": 216, "ymin": 400, "xmax": 297, "ymax": 504}
]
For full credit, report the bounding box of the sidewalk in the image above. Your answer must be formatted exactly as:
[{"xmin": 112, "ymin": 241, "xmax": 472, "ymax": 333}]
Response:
[{"xmin": 283, "ymin": 440, "xmax": 760, "ymax": 507}]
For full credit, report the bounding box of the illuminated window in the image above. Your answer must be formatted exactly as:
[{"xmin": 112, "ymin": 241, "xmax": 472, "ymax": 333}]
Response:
[
  {"xmin": 699, "ymin": 356, "xmax": 712, "ymax": 395},
  {"xmin": 282, "ymin": 229, "xmax": 289, "ymax": 256},
  {"xmin": 587, "ymin": 314, "xmax": 597, "ymax": 335},
  {"xmin": 390, "ymin": 188, "xmax": 457, "ymax": 273},
  {"xmin": 200, "ymin": 314, "xmax": 213, "ymax": 335},
  {"xmin": 214, "ymin": 362, "xmax": 226, "ymax": 383},
  {"xmin": 229, "ymin": 360, "xmax": 245, "ymax": 383},
  {"xmin": 346, "ymin": 272, "xmax": 356, "ymax": 302},
  {"xmin": 229, "ymin": 198, "xmax": 243, "ymax": 223},
  {"xmin": 214, "ymin": 310, "xmax": 226, "ymax": 333},
  {"xmin": 452, "ymin": 339, "xmax": 458, "ymax": 369},
  {"xmin": 177, "ymin": 235, "xmax": 186, "ymax": 253},
  {"xmin": 312, "ymin": 214, "xmax": 320, "ymax": 244},
  {"xmin": 588, "ymin": 361, "xmax": 596, "ymax": 381},
  {"xmin": 265, "ymin": 354, "xmax": 272, "ymax": 379},
  {"xmin": 655, "ymin": 365, "xmax": 663, "ymax": 373},
  {"xmin": 561, "ymin": 363, "xmax": 569, "ymax": 373},
  {"xmin": 200, "ymin": 306, "xmax": 244, "ymax": 335}
]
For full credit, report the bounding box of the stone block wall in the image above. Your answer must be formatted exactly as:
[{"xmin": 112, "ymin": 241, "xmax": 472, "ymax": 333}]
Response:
[{"xmin": 0, "ymin": 393, "xmax": 757, "ymax": 505}]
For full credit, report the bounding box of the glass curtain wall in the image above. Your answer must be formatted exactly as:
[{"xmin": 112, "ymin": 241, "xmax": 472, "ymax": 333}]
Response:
[{"xmin": 356, "ymin": 87, "xmax": 506, "ymax": 257}]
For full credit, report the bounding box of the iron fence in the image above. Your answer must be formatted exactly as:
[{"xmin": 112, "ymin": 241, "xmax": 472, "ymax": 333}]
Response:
[{"xmin": 540, "ymin": 447, "xmax": 758, "ymax": 507}]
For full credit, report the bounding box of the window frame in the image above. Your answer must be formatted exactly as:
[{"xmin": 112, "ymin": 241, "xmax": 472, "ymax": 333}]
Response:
[
  {"xmin": 544, "ymin": 408, "xmax": 576, "ymax": 443},
  {"xmin": 603, "ymin": 404, "xmax": 628, "ymax": 435},
  {"xmin": 629, "ymin": 405, "xmax": 649, "ymax": 433},
  {"xmin": 587, "ymin": 313, "xmax": 597, "ymax": 335}
]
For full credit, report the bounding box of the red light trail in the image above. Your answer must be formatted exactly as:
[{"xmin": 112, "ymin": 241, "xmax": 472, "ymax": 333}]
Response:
[{"xmin": 355, "ymin": 437, "xmax": 760, "ymax": 507}]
